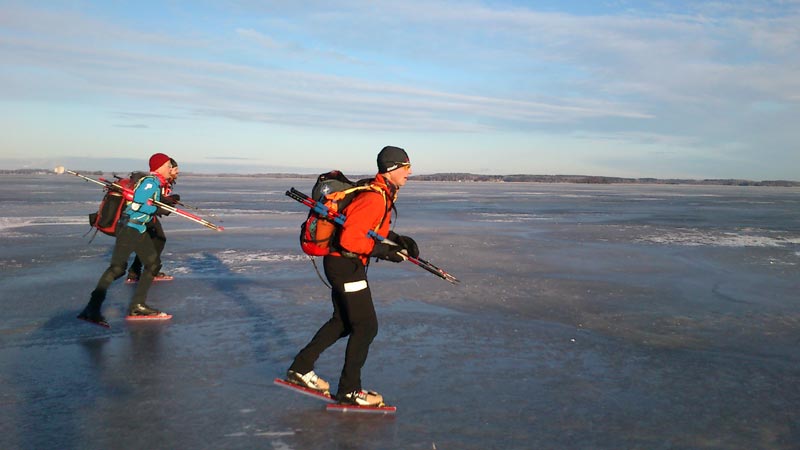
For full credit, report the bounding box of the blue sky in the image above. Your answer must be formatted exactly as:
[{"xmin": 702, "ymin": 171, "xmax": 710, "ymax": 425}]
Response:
[{"xmin": 1, "ymin": 0, "xmax": 798, "ymax": 179}]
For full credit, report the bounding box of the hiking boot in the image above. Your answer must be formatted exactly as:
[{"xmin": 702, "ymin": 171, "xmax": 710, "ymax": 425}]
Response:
[
  {"xmin": 128, "ymin": 303, "xmax": 168, "ymax": 317},
  {"xmin": 286, "ymin": 370, "xmax": 330, "ymax": 392},
  {"xmin": 336, "ymin": 389, "xmax": 384, "ymax": 407},
  {"xmin": 77, "ymin": 306, "xmax": 109, "ymax": 328}
]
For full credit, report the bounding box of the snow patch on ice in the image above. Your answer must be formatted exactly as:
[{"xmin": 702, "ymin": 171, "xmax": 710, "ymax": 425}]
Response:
[
  {"xmin": 651, "ymin": 193, "xmax": 721, "ymax": 198},
  {"xmin": 0, "ymin": 216, "xmax": 85, "ymax": 231},
  {"xmin": 501, "ymin": 191, "xmax": 550, "ymax": 196},
  {"xmin": 254, "ymin": 431, "xmax": 295, "ymax": 437},
  {"xmin": 419, "ymin": 190, "xmax": 470, "ymax": 196},
  {"xmin": 558, "ymin": 193, "xmax": 597, "ymax": 198},
  {"xmin": 0, "ymin": 259, "xmax": 24, "ymax": 269},
  {"xmin": 636, "ymin": 228, "xmax": 800, "ymax": 248},
  {"xmin": 216, "ymin": 249, "xmax": 307, "ymax": 264},
  {"xmin": 171, "ymin": 250, "xmax": 308, "ymax": 274},
  {"xmin": 473, "ymin": 212, "xmax": 550, "ymax": 223},
  {"xmin": 213, "ymin": 209, "xmax": 301, "ymax": 216}
]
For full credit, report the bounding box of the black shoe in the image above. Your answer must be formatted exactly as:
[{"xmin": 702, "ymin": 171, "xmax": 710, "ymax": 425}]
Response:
[
  {"xmin": 77, "ymin": 306, "xmax": 109, "ymax": 328},
  {"xmin": 126, "ymin": 272, "xmax": 140, "ymax": 283},
  {"xmin": 127, "ymin": 303, "xmax": 164, "ymax": 317}
]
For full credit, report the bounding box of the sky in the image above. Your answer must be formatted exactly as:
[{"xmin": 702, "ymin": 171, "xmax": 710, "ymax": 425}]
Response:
[{"xmin": 1, "ymin": 0, "xmax": 798, "ymax": 179}]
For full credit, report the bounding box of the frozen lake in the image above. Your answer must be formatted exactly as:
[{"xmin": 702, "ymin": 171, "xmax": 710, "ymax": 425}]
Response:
[{"xmin": 1, "ymin": 174, "xmax": 799, "ymax": 449}]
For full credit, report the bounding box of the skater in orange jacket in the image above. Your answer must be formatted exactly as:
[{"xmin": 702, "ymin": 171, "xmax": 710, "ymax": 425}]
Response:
[{"xmin": 286, "ymin": 146, "xmax": 419, "ymax": 406}]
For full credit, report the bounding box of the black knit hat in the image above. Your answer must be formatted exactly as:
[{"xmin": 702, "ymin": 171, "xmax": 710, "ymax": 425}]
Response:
[{"xmin": 377, "ymin": 146, "xmax": 410, "ymax": 173}]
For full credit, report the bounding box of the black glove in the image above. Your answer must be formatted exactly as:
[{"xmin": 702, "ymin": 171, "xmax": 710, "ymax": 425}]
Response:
[
  {"xmin": 395, "ymin": 235, "xmax": 419, "ymax": 258},
  {"xmin": 370, "ymin": 242, "xmax": 406, "ymax": 263},
  {"xmin": 387, "ymin": 231, "xmax": 419, "ymax": 258},
  {"xmin": 162, "ymin": 194, "xmax": 180, "ymax": 206}
]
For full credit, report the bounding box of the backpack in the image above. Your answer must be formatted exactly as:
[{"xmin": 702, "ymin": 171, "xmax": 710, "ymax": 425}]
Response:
[
  {"xmin": 88, "ymin": 171, "xmax": 146, "ymax": 236},
  {"xmin": 299, "ymin": 170, "xmax": 386, "ymax": 256}
]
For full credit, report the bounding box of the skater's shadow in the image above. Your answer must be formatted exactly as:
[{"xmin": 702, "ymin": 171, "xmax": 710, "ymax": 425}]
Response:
[{"xmin": 187, "ymin": 251, "xmax": 292, "ymax": 364}]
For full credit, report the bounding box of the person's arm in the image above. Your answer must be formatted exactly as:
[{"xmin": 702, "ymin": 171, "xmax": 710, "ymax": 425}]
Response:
[
  {"xmin": 129, "ymin": 177, "xmax": 159, "ymax": 215},
  {"xmin": 338, "ymin": 191, "xmax": 387, "ymax": 256}
]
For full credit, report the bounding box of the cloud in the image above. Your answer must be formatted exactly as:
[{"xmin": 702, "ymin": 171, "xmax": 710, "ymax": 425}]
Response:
[
  {"xmin": 1, "ymin": 1, "xmax": 798, "ymax": 179},
  {"xmin": 344, "ymin": 1, "xmax": 800, "ymax": 105},
  {"xmin": 235, "ymin": 26, "xmax": 365, "ymax": 65},
  {"xmin": 236, "ymin": 28, "xmax": 284, "ymax": 50},
  {"xmin": 203, "ymin": 156, "xmax": 257, "ymax": 161},
  {"xmin": 0, "ymin": 12, "xmax": 653, "ymax": 132}
]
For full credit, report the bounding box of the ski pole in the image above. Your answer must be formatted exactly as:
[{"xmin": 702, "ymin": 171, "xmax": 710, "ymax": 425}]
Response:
[
  {"xmin": 367, "ymin": 231, "xmax": 460, "ymax": 284},
  {"xmin": 97, "ymin": 176, "xmax": 224, "ymax": 231},
  {"xmin": 173, "ymin": 199, "xmax": 221, "ymax": 221},
  {"xmin": 286, "ymin": 188, "xmax": 346, "ymax": 226},
  {"xmin": 286, "ymin": 188, "xmax": 460, "ymax": 284},
  {"xmin": 58, "ymin": 167, "xmax": 224, "ymax": 231},
  {"xmin": 110, "ymin": 173, "xmax": 222, "ymax": 221}
]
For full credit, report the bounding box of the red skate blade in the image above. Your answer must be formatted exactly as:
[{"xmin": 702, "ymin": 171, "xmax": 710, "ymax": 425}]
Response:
[
  {"xmin": 274, "ymin": 378, "xmax": 335, "ymax": 403},
  {"xmin": 125, "ymin": 276, "xmax": 173, "ymax": 284},
  {"xmin": 326, "ymin": 403, "xmax": 397, "ymax": 414},
  {"xmin": 125, "ymin": 314, "xmax": 172, "ymax": 321}
]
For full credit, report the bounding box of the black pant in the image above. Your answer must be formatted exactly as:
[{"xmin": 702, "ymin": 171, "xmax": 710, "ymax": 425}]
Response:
[
  {"xmin": 128, "ymin": 219, "xmax": 166, "ymax": 275},
  {"xmin": 290, "ymin": 256, "xmax": 378, "ymax": 396},
  {"xmin": 89, "ymin": 225, "xmax": 162, "ymax": 310}
]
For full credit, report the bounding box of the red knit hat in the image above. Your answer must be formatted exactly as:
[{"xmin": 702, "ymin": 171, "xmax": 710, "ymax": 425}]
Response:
[{"xmin": 149, "ymin": 153, "xmax": 171, "ymax": 171}]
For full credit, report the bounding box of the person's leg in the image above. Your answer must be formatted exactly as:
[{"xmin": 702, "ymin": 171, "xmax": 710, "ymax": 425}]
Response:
[
  {"xmin": 152, "ymin": 220, "xmax": 167, "ymax": 257},
  {"xmin": 79, "ymin": 227, "xmax": 136, "ymax": 324},
  {"xmin": 127, "ymin": 256, "xmax": 142, "ymax": 280},
  {"xmin": 328, "ymin": 258, "xmax": 378, "ymax": 396},
  {"xmin": 128, "ymin": 221, "xmax": 162, "ymax": 278},
  {"xmin": 289, "ymin": 257, "xmax": 349, "ymax": 375},
  {"xmin": 128, "ymin": 230, "xmax": 161, "ymax": 311},
  {"xmin": 89, "ymin": 227, "xmax": 137, "ymax": 307}
]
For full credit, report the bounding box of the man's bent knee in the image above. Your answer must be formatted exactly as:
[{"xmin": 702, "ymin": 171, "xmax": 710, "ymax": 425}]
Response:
[{"xmin": 108, "ymin": 263, "xmax": 127, "ymax": 280}]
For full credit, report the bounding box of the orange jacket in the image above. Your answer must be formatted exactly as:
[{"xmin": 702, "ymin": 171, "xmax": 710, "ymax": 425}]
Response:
[{"xmin": 333, "ymin": 173, "xmax": 397, "ymax": 264}]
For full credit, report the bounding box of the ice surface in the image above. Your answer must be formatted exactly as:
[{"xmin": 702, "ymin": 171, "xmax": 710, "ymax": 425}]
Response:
[{"xmin": 1, "ymin": 175, "xmax": 799, "ymax": 449}]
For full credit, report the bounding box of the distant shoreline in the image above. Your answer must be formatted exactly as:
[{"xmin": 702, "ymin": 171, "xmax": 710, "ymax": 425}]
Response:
[{"xmin": 2, "ymin": 169, "xmax": 798, "ymax": 187}]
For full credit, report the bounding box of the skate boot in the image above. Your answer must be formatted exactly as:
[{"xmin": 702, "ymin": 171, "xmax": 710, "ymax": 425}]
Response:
[
  {"xmin": 77, "ymin": 305, "xmax": 109, "ymax": 328},
  {"xmin": 127, "ymin": 303, "xmax": 171, "ymax": 319},
  {"xmin": 336, "ymin": 389, "xmax": 384, "ymax": 407},
  {"xmin": 286, "ymin": 370, "xmax": 330, "ymax": 393}
]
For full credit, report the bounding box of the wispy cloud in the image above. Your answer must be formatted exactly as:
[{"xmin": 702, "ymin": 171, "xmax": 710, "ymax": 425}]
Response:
[
  {"xmin": 1, "ymin": 1, "xmax": 798, "ymax": 178},
  {"xmin": 0, "ymin": 22, "xmax": 651, "ymax": 131}
]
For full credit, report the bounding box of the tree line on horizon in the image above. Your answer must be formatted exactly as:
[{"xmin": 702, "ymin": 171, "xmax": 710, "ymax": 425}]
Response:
[{"xmin": 2, "ymin": 168, "xmax": 798, "ymax": 187}]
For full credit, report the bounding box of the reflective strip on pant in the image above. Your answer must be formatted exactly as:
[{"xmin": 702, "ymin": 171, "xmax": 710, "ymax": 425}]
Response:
[{"xmin": 343, "ymin": 280, "xmax": 368, "ymax": 293}]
